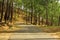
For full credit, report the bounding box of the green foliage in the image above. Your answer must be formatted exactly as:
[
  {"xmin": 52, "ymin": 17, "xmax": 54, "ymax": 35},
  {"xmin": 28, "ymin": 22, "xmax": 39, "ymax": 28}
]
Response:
[{"xmin": 14, "ymin": 0, "xmax": 60, "ymax": 25}]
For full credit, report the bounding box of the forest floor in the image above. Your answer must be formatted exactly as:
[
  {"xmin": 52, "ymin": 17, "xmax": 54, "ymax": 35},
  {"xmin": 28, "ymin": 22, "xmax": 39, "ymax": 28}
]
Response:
[{"xmin": 38, "ymin": 26, "xmax": 60, "ymax": 33}]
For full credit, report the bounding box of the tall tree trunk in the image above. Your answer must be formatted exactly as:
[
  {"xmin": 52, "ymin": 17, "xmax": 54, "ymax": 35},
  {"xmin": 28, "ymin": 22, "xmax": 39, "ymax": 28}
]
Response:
[
  {"xmin": 4, "ymin": 0, "xmax": 9, "ymax": 23},
  {"xmin": 10, "ymin": 0, "xmax": 13, "ymax": 22},
  {"xmin": 6, "ymin": 0, "xmax": 10, "ymax": 21},
  {"xmin": 45, "ymin": 1, "xmax": 49, "ymax": 26},
  {"xmin": 42, "ymin": 17, "xmax": 44, "ymax": 25},
  {"xmin": 46, "ymin": 7, "xmax": 48, "ymax": 25},
  {"xmin": 0, "ymin": 2, "xmax": 2, "ymax": 23},
  {"xmin": 50, "ymin": 15, "xmax": 53, "ymax": 26},
  {"xmin": 26, "ymin": 8, "xmax": 28, "ymax": 24},
  {"xmin": 30, "ymin": 1, "xmax": 35, "ymax": 24},
  {"xmin": 35, "ymin": 15, "xmax": 37, "ymax": 25},
  {"xmin": 30, "ymin": 3, "xmax": 33, "ymax": 24},
  {"xmin": 38, "ymin": 13, "xmax": 40, "ymax": 25},
  {"xmin": 58, "ymin": 16, "xmax": 60, "ymax": 26},
  {"xmin": 0, "ymin": 0, "xmax": 4, "ymax": 22}
]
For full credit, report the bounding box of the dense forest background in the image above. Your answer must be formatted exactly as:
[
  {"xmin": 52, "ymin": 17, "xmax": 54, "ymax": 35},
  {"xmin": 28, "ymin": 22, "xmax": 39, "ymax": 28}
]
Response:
[{"xmin": 0, "ymin": 0, "xmax": 60, "ymax": 27}]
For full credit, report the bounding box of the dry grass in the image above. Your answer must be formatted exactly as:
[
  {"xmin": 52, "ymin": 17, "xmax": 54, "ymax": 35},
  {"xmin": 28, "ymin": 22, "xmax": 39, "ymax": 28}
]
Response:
[{"xmin": 39, "ymin": 26, "xmax": 60, "ymax": 33}]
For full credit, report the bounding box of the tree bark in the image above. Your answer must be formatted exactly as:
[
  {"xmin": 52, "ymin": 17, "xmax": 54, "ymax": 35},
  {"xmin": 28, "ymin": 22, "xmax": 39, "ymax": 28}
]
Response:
[
  {"xmin": 58, "ymin": 16, "xmax": 60, "ymax": 26},
  {"xmin": 0, "ymin": 0, "xmax": 4, "ymax": 22},
  {"xmin": 50, "ymin": 15, "xmax": 53, "ymax": 26}
]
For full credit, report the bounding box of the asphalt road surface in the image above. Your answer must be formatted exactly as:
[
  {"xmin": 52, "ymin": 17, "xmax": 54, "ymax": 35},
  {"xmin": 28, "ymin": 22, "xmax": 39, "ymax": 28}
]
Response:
[
  {"xmin": 0, "ymin": 25, "xmax": 43, "ymax": 33},
  {"xmin": 0, "ymin": 25, "xmax": 60, "ymax": 40},
  {"xmin": 0, "ymin": 33, "xmax": 60, "ymax": 40}
]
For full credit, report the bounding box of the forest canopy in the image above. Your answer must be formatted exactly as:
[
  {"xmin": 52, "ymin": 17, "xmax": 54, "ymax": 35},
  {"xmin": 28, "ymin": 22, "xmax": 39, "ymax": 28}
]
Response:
[{"xmin": 0, "ymin": 0, "xmax": 60, "ymax": 26}]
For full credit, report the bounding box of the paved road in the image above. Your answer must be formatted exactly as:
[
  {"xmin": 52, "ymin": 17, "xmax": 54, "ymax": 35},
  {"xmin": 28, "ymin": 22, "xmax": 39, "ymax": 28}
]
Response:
[
  {"xmin": 9, "ymin": 38, "xmax": 60, "ymax": 40},
  {"xmin": 0, "ymin": 25, "xmax": 60, "ymax": 40},
  {"xmin": 0, "ymin": 25, "xmax": 43, "ymax": 33},
  {"xmin": 0, "ymin": 33, "xmax": 60, "ymax": 40}
]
